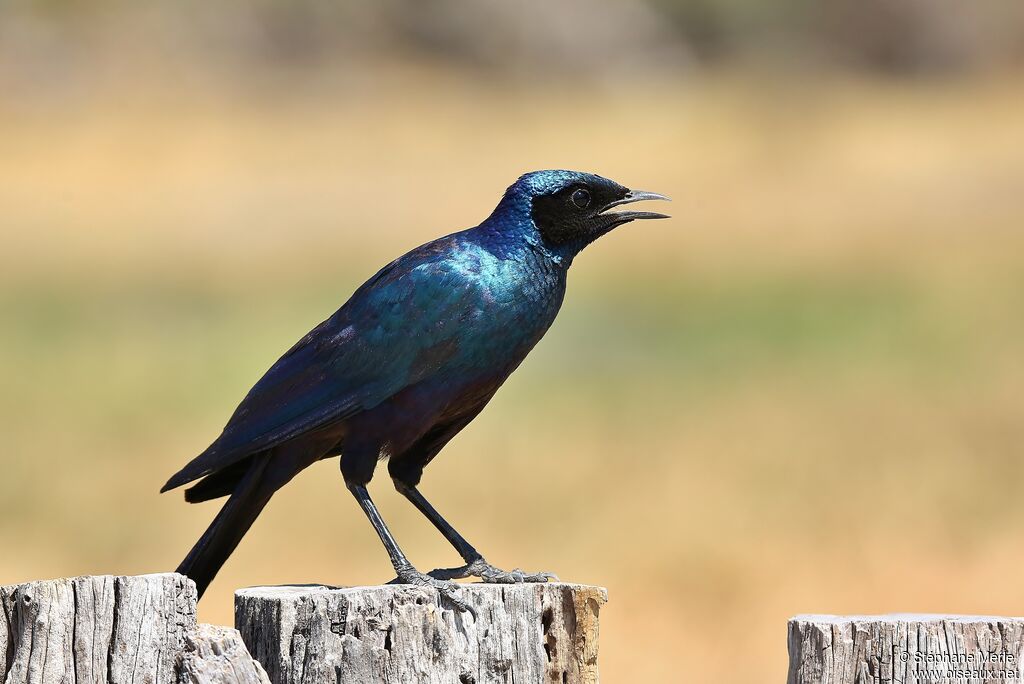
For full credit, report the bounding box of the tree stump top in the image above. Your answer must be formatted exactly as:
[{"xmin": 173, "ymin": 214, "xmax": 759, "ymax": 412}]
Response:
[
  {"xmin": 788, "ymin": 613, "xmax": 1024, "ymax": 684},
  {"xmin": 792, "ymin": 613, "xmax": 1024, "ymax": 624},
  {"xmin": 2, "ymin": 574, "xmax": 608, "ymax": 684},
  {"xmin": 235, "ymin": 581, "xmax": 605, "ymax": 599},
  {"xmin": 235, "ymin": 582, "xmax": 608, "ymax": 684}
]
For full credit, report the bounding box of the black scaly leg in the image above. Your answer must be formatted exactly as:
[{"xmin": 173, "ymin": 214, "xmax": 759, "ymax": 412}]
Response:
[
  {"xmin": 346, "ymin": 482, "xmax": 473, "ymax": 613},
  {"xmin": 393, "ymin": 480, "xmax": 557, "ymax": 584}
]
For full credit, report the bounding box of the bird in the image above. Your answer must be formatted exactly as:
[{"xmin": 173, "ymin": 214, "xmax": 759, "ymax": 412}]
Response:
[{"xmin": 162, "ymin": 170, "xmax": 669, "ymax": 606}]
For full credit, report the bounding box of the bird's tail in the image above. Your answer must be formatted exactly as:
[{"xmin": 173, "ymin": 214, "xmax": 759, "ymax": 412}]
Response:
[{"xmin": 176, "ymin": 453, "xmax": 274, "ymax": 599}]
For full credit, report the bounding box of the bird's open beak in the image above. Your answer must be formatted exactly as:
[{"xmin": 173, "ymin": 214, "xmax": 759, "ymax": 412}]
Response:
[{"xmin": 598, "ymin": 189, "xmax": 671, "ymax": 223}]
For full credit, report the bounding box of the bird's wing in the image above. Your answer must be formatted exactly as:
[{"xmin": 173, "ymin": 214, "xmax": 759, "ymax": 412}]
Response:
[{"xmin": 162, "ymin": 237, "xmax": 487, "ymax": 492}]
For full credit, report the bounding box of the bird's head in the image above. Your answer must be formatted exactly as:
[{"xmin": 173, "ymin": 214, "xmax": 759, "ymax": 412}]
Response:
[{"xmin": 495, "ymin": 170, "xmax": 670, "ymax": 256}]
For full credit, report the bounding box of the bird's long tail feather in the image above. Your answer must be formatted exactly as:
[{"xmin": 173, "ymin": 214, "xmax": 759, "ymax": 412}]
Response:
[{"xmin": 176, "ymin": 453, "xmax": 273, "ymax": 598}]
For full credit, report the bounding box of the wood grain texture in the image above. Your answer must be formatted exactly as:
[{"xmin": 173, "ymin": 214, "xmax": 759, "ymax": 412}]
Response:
[
  {"xmin": 1, "ymin": 573, "xmax": 197, "ymax": 684},
  {"xmin": 235, "ymin": 583, "xmax": 608, "ymax": 684},
  {"xmin": 788, "ymin": 614, "xmax": 1024, "ymax": 684},
  {"xmin": 176, "ymin": 625, "xmax": 271, "ymax": 684},
  {"xmin": 0, "ymin": 573, "xmax": 269, "ymax": 684}
]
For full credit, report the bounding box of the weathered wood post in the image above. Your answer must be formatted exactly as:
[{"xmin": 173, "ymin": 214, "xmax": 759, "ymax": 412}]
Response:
[
  {"xmin": 3, "ymin": 575, "xmax": 606, "ymax": 684},
  {"xmin": 235, "ymin": 583, "xmax": 607, "ymax": 684},
  {"xmin": 0, "ymin": 573, "xmax": 268, "ymax": 684},
  {"xmin": 788, "ymin": 614, "xmax": 1024, "ymax": 684}
]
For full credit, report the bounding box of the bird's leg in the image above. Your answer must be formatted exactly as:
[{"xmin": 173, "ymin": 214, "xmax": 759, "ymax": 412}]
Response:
[
  {"xmin": 346, "ymin": 483, "xmax": 473, "ymax": 613},
  {"xmin": 393, "ymin": 480, "xmax": 557, "ymax": 584}
]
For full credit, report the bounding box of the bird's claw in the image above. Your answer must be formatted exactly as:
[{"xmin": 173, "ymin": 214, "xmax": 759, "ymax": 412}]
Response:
[
  {"xmin": 428, "ymin": 559, "xmax": 558, "ymax": 584},
  {"xmin": 388, "ymin": 566, "xmax": 476, "ymax": 616}
]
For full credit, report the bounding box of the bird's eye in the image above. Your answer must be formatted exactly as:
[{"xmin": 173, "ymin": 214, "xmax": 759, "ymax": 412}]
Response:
[{"xmin": 571, "ymin": 188, "xmax": 591, "ymax": 209}]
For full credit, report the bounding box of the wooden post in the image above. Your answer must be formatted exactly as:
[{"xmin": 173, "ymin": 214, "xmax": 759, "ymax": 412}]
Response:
[
  {"xmin": 0, "ymin": 573, "xmax": 267, "ymax": 684},
  {"xmin": 235, "ymin": 583, "xmax": 608, "ymax": 684},
  {"xmin": 3, "ymin": 575, "xmax": 605, "ymax": 684},
  {"xmin": 178, "ymin": 624, "xmax": 271, "ymax": 684},
  {"xmin": 788, "ymin": 614, "xmax": 1024, "ymax": 684}
]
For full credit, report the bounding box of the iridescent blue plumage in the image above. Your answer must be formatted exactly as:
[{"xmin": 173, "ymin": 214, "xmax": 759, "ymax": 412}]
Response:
[{"xmin": 162, "ymin": 170, "xmax": 669, "ymax": 600}]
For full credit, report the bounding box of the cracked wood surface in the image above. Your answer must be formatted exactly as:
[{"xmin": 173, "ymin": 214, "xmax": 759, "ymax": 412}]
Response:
[
  {"xmin": 0, "ymin": 573, "xmax": 268, "ymax": 684},
  {"xmin": 235, "ymin": 583, "xmax": 608, "ymax": 684},
  {"xmin": 788, "ymin": 614, "xmax": 1024, "ymax": 684},
  {"xmin": 176, "ymin": 625, "xmax": 271, "ymax": 684},
  {"xmin": 1, "ymin": 573, "xmax": 197, "ymax": 684}
]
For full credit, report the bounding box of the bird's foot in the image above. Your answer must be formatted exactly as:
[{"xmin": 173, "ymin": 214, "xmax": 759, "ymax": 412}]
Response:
[
  {"xmin": 428, "ymin": 558, "xmax": 558, "ymax": 584},
  {"xmin": 387, "ymin": 565, "xmax": 475, "ymax": 615}
]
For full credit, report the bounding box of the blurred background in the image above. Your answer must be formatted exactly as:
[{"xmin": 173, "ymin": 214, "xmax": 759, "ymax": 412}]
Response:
[{"xmin": 2, "ymin": 0, "xmax": 1023, "ymax": 680}]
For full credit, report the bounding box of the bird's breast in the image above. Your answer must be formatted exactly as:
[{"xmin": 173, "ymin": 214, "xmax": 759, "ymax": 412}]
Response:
[
  {"xmin": 471, "ymin": 251, "xmax": 564, "ymax": 329},
  {"xmin": 424, "ymin": 243, "xmax": 566, "ymax": 372}
]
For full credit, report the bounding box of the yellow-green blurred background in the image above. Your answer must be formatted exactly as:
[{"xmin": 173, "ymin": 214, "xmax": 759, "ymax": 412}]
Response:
[{"xmin": 2, "ymin": 1, "xmax": 1023, "ymax": 681}]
